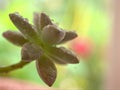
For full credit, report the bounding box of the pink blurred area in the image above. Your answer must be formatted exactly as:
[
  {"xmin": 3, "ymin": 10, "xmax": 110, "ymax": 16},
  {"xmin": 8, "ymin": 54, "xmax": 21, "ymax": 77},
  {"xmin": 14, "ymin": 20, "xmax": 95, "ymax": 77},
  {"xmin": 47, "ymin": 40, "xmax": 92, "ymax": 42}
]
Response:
[
  {"xmin": 104, "ymin": 0, "xmax": 120, "ymax": 89},
  {"xmin": 0, "ymin": 77, "xmax": 53, "ymax": 90},
  {"xmin": 70, "ymin": 37, "xmax": 94, "ymax": 59}
]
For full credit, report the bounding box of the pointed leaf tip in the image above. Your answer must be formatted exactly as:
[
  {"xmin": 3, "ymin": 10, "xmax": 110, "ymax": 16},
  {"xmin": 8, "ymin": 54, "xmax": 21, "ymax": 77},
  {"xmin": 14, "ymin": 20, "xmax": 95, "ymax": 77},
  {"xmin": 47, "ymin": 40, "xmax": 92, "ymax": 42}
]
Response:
[
  {"xmin": 9, "ymin": 12, "xmax": 38, "ymax": 41},
  {"xmin": 40, "ymin": 12, "xmax": 53, "ymax": 29},
  {"xmin": 59, "ymin": 31, "xmax": 78, "ymax": 43},
  {"xmin": 36, "ymin": 55, "xmax": 57, "ymax": 86}
]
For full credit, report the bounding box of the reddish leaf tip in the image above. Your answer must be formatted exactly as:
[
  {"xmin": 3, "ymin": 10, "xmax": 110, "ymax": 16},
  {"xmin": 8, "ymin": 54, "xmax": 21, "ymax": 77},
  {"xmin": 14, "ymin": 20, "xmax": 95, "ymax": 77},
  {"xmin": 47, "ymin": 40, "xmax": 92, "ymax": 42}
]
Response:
[{"xmin": 2, "ymin": 31, "xmax": 8, "ymax": 37}]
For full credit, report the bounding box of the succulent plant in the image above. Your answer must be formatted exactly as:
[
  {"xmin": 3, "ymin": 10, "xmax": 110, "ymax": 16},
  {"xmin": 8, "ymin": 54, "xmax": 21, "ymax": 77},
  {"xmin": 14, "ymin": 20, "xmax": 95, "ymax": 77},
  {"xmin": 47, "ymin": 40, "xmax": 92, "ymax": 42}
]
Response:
[{"xmin": 1, "ymin": 12, "xmax": 79, "ymax": 86}]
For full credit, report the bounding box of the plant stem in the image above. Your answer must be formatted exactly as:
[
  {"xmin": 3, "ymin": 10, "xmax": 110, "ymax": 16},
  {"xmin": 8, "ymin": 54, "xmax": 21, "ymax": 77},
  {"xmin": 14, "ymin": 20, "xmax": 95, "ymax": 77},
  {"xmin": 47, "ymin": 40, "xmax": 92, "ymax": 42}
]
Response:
[{"xmin": 0, "ymin": 61, "xmax": 30, "ymax": 73}]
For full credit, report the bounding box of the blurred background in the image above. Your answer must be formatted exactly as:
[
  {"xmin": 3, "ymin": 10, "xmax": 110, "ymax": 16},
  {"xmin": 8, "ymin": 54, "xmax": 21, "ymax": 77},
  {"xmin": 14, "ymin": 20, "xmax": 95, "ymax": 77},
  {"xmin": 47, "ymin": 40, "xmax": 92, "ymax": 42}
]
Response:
[{"xmin": 0, "ymin": 0, "xmax": 111, "ymax": 90}]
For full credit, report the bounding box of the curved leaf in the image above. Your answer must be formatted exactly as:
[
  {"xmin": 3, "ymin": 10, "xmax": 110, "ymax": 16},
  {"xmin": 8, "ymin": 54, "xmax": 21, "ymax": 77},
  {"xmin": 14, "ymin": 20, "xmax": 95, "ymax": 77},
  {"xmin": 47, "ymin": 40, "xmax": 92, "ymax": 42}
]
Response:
[
  {"xmin": 36, "ymin": 55, "xmax": 57, "ymax": 86},
  {"xmin": 39, "ymin": 13, "xmax": 53, "ymax": 30},
  {"xmin": 41, "ymin": 25, "xmax": 65, "ymax": 45},
  {"xmin": 3, "ymin": 30, "xmax": 28, "ymax": 46},
  {"xmin": 33, "ymin": 12, "xmax": 40, "ymax": 31},
  {"xmin": 21, "ymin": 43, "xmax": 42, "ymax": 61},
  {"xmin": 9, "ymin": 12, "xmax": 38, "ymax": 41},
  {"xmin": 48, "ymin": 47, "xmax": 79, "ymax": 64},
  {"xmin": 33, "ymin": 12, "xmax": 53, "ymax": 30},
  {"xmin": 59, "ymin": 31, "xmax": 77, "ymax": 43},
  {"xmin": 47, "ymin": 54, "xmax": 67, "ymax": 65}
]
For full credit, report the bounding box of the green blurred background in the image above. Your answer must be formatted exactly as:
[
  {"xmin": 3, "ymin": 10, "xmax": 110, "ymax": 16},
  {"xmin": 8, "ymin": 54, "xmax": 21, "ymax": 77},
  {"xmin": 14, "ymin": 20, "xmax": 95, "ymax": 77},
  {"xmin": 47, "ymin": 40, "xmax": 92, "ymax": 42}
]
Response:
[{"xmin": 0, "ymin": 0, "xmax": 111, "ymax": 89}]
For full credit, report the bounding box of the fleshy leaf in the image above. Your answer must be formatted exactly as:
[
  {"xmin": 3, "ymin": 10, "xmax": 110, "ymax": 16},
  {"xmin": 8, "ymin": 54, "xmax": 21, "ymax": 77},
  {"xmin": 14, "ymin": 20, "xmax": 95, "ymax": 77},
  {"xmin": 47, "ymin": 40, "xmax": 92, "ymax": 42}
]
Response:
[
  {"xmin": 9, "ymin": 12, "xmax": 39, "ymax": 41},
  {"xmin": 39, "ymin": 13, "xmax": 53, "ymax": 30},
  {"xmin": 36, "ymin": 55, "xmax": 57, "ymax": 86},
  {"xmin": 59, "ymin": 31, "xmax": 77, "ymax": 43},
  {"xmin": 33, "ymin": 12, "xmax": 40, "ymax": 31},
  {"xmin": 41, "ymin": 25, "xmax": 65, "ymax": 45},
  {"xmin": 46, "ymin": 49, "xmax": 67, "ymax": 64},
  {"xmin": 48, "ymin": 47, "xmax": 79, "ymax": 64},
  {"xmin": 21, "ymin": 42, "xmax": 42, "ymax": 61},
  {"xmin": 47, "ymin": 54, "xmax": 67, "ymax": 65},
  {"xmin": 3, "ymin": 31, "xmax": 28, "ymax": 46}
]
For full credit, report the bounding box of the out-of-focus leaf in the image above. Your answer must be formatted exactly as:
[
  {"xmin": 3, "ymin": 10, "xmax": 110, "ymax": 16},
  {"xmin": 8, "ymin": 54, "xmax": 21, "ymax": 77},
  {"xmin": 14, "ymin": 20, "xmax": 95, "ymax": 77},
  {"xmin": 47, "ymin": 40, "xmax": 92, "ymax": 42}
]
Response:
[
  {"xmin": 39, "ymin": 13, "xmax": 53, "ymax": 30},
  {"xmin": 2, "ymin": 30, "xmax": 28, "ymax": 46},
  {"xmin": 21, "ymin": 42, "xmax": 42, "ymax": 61},
  {"xmin": 59, "ymin": 31, "xmax": 77, "ymax": 43},
  {"xmin": 47, "ymin": 53, "xmax": 67, "ymax": 65},
  {"xmin": 41, "ymin": 25, "xmax": 65, "ymax": 45},
  {"xmin": 9, "ymin": 12, "xmax": 39, "ymax": 41},
  {"xmin": 36, "ymin": 55, "xmax": 57, "ymax": 86},
  {"xmin": 48, "ymin": 47, "xmax": 79, "ymax": 64},
  {"xmin": 33, "ymin": 12, "xmax": 41, "ymax": 31}
]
